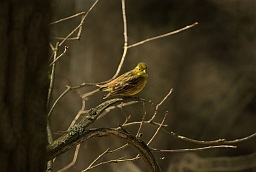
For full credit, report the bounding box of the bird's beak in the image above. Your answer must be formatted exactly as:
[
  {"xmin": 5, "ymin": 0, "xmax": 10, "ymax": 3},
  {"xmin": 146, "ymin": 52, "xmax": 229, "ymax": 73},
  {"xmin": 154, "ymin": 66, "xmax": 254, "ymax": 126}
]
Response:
[{"xmin": 143, "ymin": 69, "xmax": 147, "ymax": 73}]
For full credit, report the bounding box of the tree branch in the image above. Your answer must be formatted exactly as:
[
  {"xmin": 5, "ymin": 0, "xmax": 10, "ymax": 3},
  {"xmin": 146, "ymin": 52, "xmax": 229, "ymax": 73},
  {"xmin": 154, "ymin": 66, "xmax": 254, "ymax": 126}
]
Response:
[
  {"xmin": 47, "ymin": 128, "xmax": 161, "ymax": 172},
  {"xmin": 127, "ymin": 22, "xmax": 198, "ymax": 48}
]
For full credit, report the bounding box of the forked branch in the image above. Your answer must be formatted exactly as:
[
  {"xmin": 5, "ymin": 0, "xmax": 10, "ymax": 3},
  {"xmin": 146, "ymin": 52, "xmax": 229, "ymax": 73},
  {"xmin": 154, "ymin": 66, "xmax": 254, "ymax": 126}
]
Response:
[{"xmin": 48, "ymin": 127, "xmax": 161, "ymax": 172}]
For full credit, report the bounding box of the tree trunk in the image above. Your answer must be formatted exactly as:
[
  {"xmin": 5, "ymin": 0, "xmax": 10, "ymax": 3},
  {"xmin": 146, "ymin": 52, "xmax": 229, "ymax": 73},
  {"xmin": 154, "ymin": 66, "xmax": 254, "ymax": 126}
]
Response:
[{"xmin": 0, "ymin": 1, "xmax": 50, "ymax": 171}]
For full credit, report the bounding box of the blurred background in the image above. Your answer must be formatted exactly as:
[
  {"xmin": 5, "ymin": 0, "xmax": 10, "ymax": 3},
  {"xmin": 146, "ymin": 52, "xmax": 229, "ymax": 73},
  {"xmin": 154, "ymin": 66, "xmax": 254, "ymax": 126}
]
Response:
[{"xmin": 50, "ymin": 0, "xmax": 256, "ymax": 171}]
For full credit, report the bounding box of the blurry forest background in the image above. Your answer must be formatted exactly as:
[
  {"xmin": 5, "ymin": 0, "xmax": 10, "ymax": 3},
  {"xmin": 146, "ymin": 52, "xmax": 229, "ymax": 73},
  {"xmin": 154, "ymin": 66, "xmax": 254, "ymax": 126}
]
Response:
[{"xmin": 50, "ymin": 0, "xmax": 256, "ymax": 171}]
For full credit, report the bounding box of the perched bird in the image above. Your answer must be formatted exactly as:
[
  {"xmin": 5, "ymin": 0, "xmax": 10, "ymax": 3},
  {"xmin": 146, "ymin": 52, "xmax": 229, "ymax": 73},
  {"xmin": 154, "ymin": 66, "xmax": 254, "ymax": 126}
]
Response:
[{"xmin": 82, "ymin": 62, "xmax": 148, "ymax": 99}]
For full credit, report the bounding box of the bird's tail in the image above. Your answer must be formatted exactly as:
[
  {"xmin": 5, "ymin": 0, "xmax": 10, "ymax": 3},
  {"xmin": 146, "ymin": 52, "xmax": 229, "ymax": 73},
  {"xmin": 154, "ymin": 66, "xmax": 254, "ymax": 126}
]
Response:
[{"xmin": 81, "ymin": 88, "xmax": 101, "ymax": 99}]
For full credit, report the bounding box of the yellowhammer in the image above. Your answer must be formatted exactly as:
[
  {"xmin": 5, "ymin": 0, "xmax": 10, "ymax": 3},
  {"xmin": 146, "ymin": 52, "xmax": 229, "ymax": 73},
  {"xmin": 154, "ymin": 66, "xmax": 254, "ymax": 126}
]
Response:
[{"xmin": 82, "ymin": 62, "xmax": 148, "ymax": 99}]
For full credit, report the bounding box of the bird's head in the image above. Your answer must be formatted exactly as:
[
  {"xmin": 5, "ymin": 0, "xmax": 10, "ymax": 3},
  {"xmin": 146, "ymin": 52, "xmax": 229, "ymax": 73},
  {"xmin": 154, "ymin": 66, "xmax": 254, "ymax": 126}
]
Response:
[{"xmin": 134, "ymin": 62, "xmax": 148, "ymax": 77}]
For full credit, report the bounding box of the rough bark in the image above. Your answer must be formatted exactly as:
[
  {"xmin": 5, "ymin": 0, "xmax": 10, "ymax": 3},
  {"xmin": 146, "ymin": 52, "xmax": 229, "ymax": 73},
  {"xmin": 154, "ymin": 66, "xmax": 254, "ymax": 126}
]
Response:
[{"xmin": 0, "ymin": 1, "xmax": 50, "ymax": 171}]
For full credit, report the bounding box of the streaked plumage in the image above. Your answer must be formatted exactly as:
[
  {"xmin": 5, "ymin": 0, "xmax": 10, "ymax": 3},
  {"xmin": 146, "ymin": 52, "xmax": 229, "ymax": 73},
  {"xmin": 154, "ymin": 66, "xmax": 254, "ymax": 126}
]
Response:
[
  {"xmin": 98, "ymin": 62, "xmax": 148, "ymax": 98},
  {"xmin": 82, "ymin": 62, "xmax": 148, "ymax": 99}
]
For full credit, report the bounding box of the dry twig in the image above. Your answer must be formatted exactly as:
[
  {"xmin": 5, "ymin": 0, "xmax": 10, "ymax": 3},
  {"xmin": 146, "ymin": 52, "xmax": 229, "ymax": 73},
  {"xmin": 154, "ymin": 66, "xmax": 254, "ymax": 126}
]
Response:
[
  {"xmin": 151, "ymin": 145, "xmax": 236, "ymax": 153},
  {"xmin": 127, "ymin": 22, "xmax": 198, "ymax": 48},
  {"xmin": 164, "ymin": 130, "xmax": 256, "ymax": 145},
  {"xmin": 57, "ymin": 144, "xmax": 81, "ymax": 172}
]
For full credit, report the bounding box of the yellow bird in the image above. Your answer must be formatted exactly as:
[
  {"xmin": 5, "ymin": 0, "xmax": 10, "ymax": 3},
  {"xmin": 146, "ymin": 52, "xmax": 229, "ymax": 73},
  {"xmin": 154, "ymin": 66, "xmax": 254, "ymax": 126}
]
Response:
[{"xmin": 83, "ymin": 62, "xmax": 148, "ymax": 99}]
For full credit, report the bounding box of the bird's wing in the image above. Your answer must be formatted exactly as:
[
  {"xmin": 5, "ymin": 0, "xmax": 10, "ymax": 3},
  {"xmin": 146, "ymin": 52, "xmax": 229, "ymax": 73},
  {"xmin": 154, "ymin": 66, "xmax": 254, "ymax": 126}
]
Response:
[
  {"xmin": 98, "ymin": 71, "xmax": 134, "ymax": 90},
  {"xmin": 110, "ymin": 75, "xmax": 144, "ymax": 95}
]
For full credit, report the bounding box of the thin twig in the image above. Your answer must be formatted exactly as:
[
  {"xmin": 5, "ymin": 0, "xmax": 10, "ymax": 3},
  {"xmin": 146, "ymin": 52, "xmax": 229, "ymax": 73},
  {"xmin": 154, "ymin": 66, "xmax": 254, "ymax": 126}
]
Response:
[
  {"xmin": 123, "ymin": 120, "xmax": 168, "ymax": 128},
  {"xmin": 83, "ymin": 156, "xmax": 140, "ymax": 172},
  {"xmin": 127, "ymin": 22, "xmax": 198, "ymax": 48},
  {"xmin": 57, "ymin": 144, "xmax": 81, "ymax": 172},
  {"xmin": 112, "ymin": 0, "xmax": 128, "ymax": 79},
  {"xmin": 136, "ymin": 101, "xmax": 147, "ymax": 138},
  {"xmin": 224, "ymin": 132, "xmax": 256, "ymax": 144},
  {"xmin": 147, "ymin": 112, "xmax": 168, "ymax": 145},
  {"xmin": 83, "ymin": 148, "xmax": 110, "ymax": 172},
  {"xmin": 151, "ymin": 145, "xmax": 236, "ymax": 153},
  {"xmin": 108, "ymin": 144, "xmax": 129, "ymax": 153},
  {"xmin": 124, "ymin": 120, "xmax": 256, "ymax": 146},
  {"xmin": 46, "ymin": 42, "xmax": 58, "ymax": 172},
  {"xmin": 59, "ymin": 0, "xmax": 99, "ymax": 46},
  {"xmin": 52, "ymin": 37, "xmax": 81, "ymax": 40},
  {"xmin": 57, "ymin": 20, "xmax": 81, "ymax": 45},
  {"xmin": 50, "ymin": 46, "xmax": 68, "ymax": 66},
  {"xmin": 68, "ymin": 99, "xmax": 87, "ymax": 130},
  {"xmin": 47, "ymin": 1, "xmax": 100, "ymax": 118},
  {"xmin": 47, "ymin": 42, "xmax": 58, "ymax": 108},
  {"xmin": 119, "ymin": 102, "xmax": 132, "ymax": 125},
  {"xmin": 48, "ymin": 86, "xmax": 71, "ymax": 117},
  {"xmin": 164, "ymin": 130, "xmax": 256, "ymax": 145},
  {"xmin": 50, "ymin": 12, "xmax": 86, "ymax": 25},
  {"xmin": 149, "ymin": 88, "xmax": 173, "ymax": 122}
]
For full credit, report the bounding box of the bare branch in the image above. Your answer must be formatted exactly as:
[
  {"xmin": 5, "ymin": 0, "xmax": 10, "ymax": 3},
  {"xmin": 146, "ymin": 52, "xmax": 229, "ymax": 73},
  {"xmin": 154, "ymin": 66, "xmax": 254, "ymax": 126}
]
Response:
[
  {"xmin": 47, "ymin": 98, "xmax": 127, "ymax": 159},
  {"xmin": 57, "ymin": 144, "xmax": 81, "ymax": 172},
  {"xmin": 108, "ymin": 144, "xmax": 129, "ymax": 153},
  {"xmin": 136, "ymin": 101, "xmax": 147, "ymax": 138},
  {"xmin": 58, "ymin": 0, "xmax": 99, "ymax": 46},
  {"xmin": 83, "ymin": 148, "xmax": 110, "ymax": 172},
  {"xmin": 149, "ymin": 88, "xmax": 173, "ymax": 122},
  {"xmin": 151, "ymin": 145, "xmax": 236, "ymax": 153},
  {"xmin": 48, "ymin": 85, "xmax": 71, "ymax": 117},
  {"xmin": 224, "ymin": 132, "xmax": 256, "ymax": 144},
  {"xmin": 50, "ymin": 12, "xmax": 86, "ymax": 25},
  {"xmin": 164, "ymin": 130, "xmax": 256, "ymax": 145},
  {"xmin": 47, "ymin": 128, "xmax": 161, "ymax": 172},
  {"xmin": 112, "ymin": 0, "xmax": 128, "ymax": 79},
  {"xmin": 50, "ymin": 46, "xmax": 68, "ymax": 66},
  {"xmin": 123, "ymin": 120, "xmax": 168, "ymax": 128},
  {"xmin": 147, "ymin": 112, "xmax": 168, "ymax": 145},
  {"xmin": 68, "ymin": 98, "xmax": 86, "ymax": 130},
  {"xmin": 46, "ymin": 42, "xmax": 59, "ymax": 172},
  {"xmin": 47, "ymin": 42, "xmax": 59, "ymax": 108},
  {"xmin": 83, "ymin": 156, "xmax": 140, "ymax": 172},
  {"xmin": 127, "ymin": 22, "xmax": 198, "ymax": 48}
]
